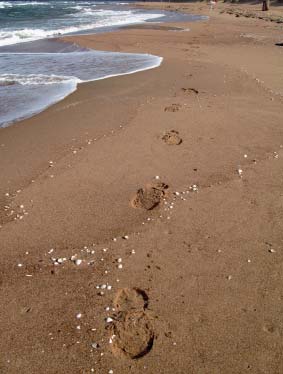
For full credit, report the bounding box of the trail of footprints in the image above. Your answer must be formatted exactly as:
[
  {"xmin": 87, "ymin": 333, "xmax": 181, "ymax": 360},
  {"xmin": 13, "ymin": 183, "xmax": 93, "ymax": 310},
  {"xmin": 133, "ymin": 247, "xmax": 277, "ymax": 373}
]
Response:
[{"xmin": 107, "ymin": 98, "xmax": 185, "ymax": 362}]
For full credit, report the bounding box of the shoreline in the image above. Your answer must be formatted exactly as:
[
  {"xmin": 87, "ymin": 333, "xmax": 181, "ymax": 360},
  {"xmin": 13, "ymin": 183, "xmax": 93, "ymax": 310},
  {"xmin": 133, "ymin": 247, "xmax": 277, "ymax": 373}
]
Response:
[
  {"xmin": 1, "ymin": 2, "xmax": 283, "ymax": 373},
  {"xmin": 0, "ymin": 6, "xmax": 206, "ymax": 128},
  {"xmin": 0, "ymin": 48, "xmax": 163, "ymax": 128}
]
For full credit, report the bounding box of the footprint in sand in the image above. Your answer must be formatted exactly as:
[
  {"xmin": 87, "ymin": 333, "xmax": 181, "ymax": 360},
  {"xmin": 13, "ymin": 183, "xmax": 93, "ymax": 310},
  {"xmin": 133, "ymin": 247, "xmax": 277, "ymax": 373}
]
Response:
[
  {"xmin": 181, "ymin": 87, "xmax": 199, "ymax": 95},
  {"xmin": 109, "ymin": 288, "xmax": 154, "ymax": 359},
  {"xmin": 131, "ymin": 182, "xmax": 168, "ymax": 210},
  {"xmin": 114, "ymin": 287, "xmax": 149, "ymax": 311},
  {"xmin": 162, "ymin": 130, "xmax": 182, "ymax": 145},
  {"xmin": 164, "ymin": 103, "xmax": 181, "ymax": 112}
]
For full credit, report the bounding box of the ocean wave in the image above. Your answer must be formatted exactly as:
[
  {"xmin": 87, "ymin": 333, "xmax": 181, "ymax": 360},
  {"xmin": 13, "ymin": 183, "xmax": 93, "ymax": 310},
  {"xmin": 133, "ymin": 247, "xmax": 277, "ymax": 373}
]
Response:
[
  {"xmin": 0, "ymin": 73, "xmax": 79, "ymax": 86},
  {"xmin": 0, "ymin": 1, "xmax": 50, "ymax": 8},
  {"xmin": 0, "ymin": 11, "xmax": 165, "ymax": 46},
  {"xmin": 0, "ymin": 51, "xmax": 162, "ymax": 127},
  {"xmin": 0, "ymin": 2, "xmax": 12, "ymax": 8}
]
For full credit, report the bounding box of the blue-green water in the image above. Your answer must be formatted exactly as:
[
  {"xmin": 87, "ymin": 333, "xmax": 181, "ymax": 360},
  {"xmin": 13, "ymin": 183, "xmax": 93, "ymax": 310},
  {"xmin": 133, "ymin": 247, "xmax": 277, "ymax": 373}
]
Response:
[
  {"xmin": 0, "ymin": 1, "xmax": 207, "ymax": 127},
  {"xmin": 0, "ymin": 1, "xmax": 166, "ymax": 46}
]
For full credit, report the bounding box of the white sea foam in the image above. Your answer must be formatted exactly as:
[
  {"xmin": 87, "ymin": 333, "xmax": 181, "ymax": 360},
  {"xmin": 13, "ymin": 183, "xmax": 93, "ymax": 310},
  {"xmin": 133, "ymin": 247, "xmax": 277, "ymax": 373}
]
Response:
[
  {"xmin": 0, "ymin": 51, "xmax": 163, "ymax": 127},
  {"xmin": 0, "ymin": 1, "xmax": 50, "ymax": 8},
  {"xmin": 0, "ymin": 2, "xmax": 12, "ymax": 8},
  {"xmin": 0, "ymin": 10, "xmax": 164, "ymax": 46},
  {"xmin": 0, "ymin": 73, "xmax": 79, "ymax": 86}
]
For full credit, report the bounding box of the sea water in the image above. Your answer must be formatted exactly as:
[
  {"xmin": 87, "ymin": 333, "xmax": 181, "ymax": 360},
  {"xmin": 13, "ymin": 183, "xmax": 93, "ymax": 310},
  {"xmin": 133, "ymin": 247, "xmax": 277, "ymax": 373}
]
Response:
[{"xmin": 0, "ymin": 0, "xmax": 206, "ymax": 127}]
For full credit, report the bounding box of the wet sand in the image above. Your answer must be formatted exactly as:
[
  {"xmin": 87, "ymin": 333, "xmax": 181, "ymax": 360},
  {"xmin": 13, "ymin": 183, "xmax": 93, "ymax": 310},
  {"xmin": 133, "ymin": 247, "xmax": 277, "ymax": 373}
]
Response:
[{"xmin": 1, "ymin": 2, "xmax": 283, "ymax": 373}]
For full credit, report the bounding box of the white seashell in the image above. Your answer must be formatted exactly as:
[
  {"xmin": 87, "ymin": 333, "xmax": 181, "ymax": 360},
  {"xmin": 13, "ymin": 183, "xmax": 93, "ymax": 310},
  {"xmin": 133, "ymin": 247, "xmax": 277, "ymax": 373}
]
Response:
[{"xmin": 75, "ymin": 259, "xmax": 82, "ymax": 266}]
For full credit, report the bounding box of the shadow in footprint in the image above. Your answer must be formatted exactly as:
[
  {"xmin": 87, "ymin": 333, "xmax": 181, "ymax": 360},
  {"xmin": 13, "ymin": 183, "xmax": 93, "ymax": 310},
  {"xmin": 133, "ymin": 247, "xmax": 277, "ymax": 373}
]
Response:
[
  {"xmin": 162, "ymin": 130, "xmax": 182, "ymax": 145},
  {"xmin": 164, "ymin": 104, "xmax": 181, "ymax": 112},
  {"xmin": 131, "ymin": 182, "xmax": 168, "ymax": 210},
  {"xmin": 109, "ymin": 288, "xmax": 154, "ymax": 359},
  {"xmin": 114, "ymin": 288, "xmax": 149, "ymax": 311}
]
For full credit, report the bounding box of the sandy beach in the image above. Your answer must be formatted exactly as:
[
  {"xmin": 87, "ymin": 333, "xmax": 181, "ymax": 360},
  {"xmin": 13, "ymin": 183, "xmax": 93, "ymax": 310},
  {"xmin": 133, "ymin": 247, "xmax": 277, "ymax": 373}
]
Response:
[{"xmin": 1, "ymin": 2, "xmax": 283, "ymax": 373}]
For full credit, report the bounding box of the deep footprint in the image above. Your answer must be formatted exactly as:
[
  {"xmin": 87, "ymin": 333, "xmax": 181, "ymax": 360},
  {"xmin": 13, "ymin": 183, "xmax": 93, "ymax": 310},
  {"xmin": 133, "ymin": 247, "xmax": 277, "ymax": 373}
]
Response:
[
  {"xmin": 181, "ymin": 87, "xmax": 199, "ymax": 95},
  {"xmin": 114, "ymin": 288, "xmax": 149, "ymax": 312},
  {"xmin": 110, "ymin": 311, "xmax": 154, "ymax": 359},
  {"xmin": 164, "ymin": 103, "xmax": 181, "ymax": 112},
  {"xmin": 162, "ymin": 130, "xmax": 182, "ymax": 145},
  {"xmin": 131, "ymin": 182, "xmax": 168, "ymax": 210}
]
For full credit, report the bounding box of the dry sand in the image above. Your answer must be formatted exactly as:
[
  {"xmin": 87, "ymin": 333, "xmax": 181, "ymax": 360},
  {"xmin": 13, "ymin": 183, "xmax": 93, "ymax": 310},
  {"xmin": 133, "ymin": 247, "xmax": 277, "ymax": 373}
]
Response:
[{"xmin": 1, "ymin": 2, "xmax": 283, "ymax": 373}]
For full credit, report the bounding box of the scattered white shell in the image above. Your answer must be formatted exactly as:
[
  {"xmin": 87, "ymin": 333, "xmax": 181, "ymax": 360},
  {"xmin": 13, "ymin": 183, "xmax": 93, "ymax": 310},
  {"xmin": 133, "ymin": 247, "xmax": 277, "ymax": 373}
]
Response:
[
  {"xmin": 75, "ymin": 259, "xmax": 82, "ymax": 266},
  {"xmin": 106, "ymin": 317, "xmax": 113, "ymax": 323},
  {"xmin": 76, "ymin": 313, "xmax": 82, "ymax": 319},
  {"xmin": 237, "ymin": 168, "xmax": 243, "ymax": 177},
  {"xmin": 269, "ymin": 249, "xmax": 276, "ymax": 253}
]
